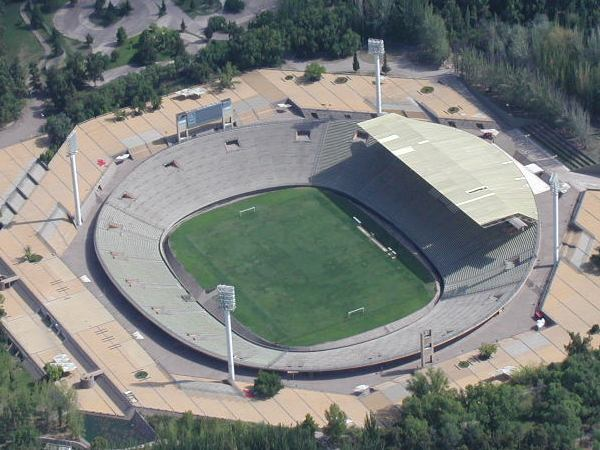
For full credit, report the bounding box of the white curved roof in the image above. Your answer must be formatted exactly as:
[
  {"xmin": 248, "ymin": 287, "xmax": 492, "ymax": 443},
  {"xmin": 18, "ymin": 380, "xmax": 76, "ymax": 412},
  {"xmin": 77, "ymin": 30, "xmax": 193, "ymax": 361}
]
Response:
[{"xmin": 358, "ymin": 114, "xmax": 538, "ymax": 226}]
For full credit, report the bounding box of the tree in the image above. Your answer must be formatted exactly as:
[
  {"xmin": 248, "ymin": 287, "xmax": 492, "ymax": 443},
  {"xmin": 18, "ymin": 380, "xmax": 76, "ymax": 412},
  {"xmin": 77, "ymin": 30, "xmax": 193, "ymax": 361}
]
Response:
[
  {"xmin": 381, "ymin": 53, "xmax": 390, "ymax": 73},
  {"xmin": 44, "ymin": 113, "xmax": 73, "ymax": 150},
  {"xmin": 479, "ymin": 342, "xmax": 498, "ymax": 360},
  {"xmin": 28, "ymin": 63, "xmax": 42, "ymax": 92},
  {"xmin": 85, "ymin": 33, "xmax": 94, "ymax": 48},
  {"xmin": 352, "ymin": 51, "xmax": 360, "ymax": 72},
  {"xmin": 299, "ymin": 413, "xmax": 318, "ymax": 435},
  {"xmin": 158, "ymin": 0, "xmax": 166, "ymax": 16},
  {"xmin": 50, "ymin": 27, "xmax": 62, "ymax": 57},
  {"xmin": 323, "ymin": 403, "xmax": 347, "ymax": 444},
  {"xmin": 30, "ymin": 4, "xmax": 44, "ymax": 29},
  {"xmin": 565, "ymin": 331, "xmax": 592, "ymax": 355},
  {"xmin": 94, "ymin": 0, "xmax": 105, "ymax": 13},
  {"xmin": 224, "ymin": 0, "xmax": 244, "ymax": 13},
  {"xmin": 86, "ymin": 53, "xmax": 109, "ymax": 85},
  {"xmin": 217, "ymin": 61, "xmax": 238, "ymax": 90},
  {"xmin": 304, "ymin": 62, "xmax": 326, "ymax": 82},
  {"xmin": 253, "ymin": 370, "xmax": 283, "ymax": 398},
  {"xmin": 0, "ymin": 293, "xmax": 6, "ymax": 318},
  {"xmin": 180, "ymin": 19, "xmax": 186, "ymax": 33},
  {"xmin": 90, "ymin": 436, "xmax": 109, "ymax": 449},
  {"xmin": 189, "ymin": 0, "xmax": 195, "ymax": 9},
  {"xmin": 116, "ymin": 26, "xmax": 127, "ymax": 45},
  {"xmin": 44, "ymin": 363, "xmax": 64, "ymax": 381}
]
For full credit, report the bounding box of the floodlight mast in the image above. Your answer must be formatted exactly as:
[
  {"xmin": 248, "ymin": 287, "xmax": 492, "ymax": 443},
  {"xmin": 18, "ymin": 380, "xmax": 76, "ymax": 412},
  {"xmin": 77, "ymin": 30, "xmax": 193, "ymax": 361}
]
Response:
[
  {"xmin": 67, "ymin": 131, "xmax": 83, "ymax": 227},
  {"xmin": 549, "ymin": 173, "xmax": 560, "ymax": 265},
  {"xmin": 368, "ymin": 38, "xmax": 385, "ymax": 115},
  {"xmin": 218, "ymin": 284, "xmax": 237, "ymax": 383}
]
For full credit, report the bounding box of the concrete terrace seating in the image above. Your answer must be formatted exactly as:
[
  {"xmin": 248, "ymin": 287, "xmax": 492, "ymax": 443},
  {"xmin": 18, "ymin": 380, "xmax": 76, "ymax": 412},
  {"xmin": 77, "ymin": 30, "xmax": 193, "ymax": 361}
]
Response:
[{"xmin": 95, "ymin": 119, "xmax": 539, "ymax": 372}]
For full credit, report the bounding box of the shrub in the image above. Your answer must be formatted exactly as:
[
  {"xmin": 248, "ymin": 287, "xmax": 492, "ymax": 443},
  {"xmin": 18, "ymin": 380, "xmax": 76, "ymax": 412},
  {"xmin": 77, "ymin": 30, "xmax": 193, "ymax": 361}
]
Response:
[
  {"xmin": 335, "ymin": 76, "xmax": 348, "ymax": 84},
  {"xmin": 223, "ymin": 0, "xmax": 244, "ymax": 13},
  {"xmin": 23, "ymin": 246, "xmax": 43, "ymax": 263},
  {"xmin": 589, "ymin": 324, "xmax": 600, "ymax": 335},
  {"xmin": 478, "ymin": 343, "xmax": 497, "ymax": 360},
  {"xmin": 134, "ymin": 370, "xmax": 148, "ymax": 379},
  {"xmin": 420, "ymin": 86, "xmax": 434, "ymax": 94},
  {"xmin": 448, "ymin": 106, "xmax": 460, "ymax": 114},
  {"xmin": 253, "ymin": 370, "xmax": 283, "ymax": 399},
  {"xmin": 0, "ymin": 293, "xmax": 6, "ymax": 318},
  {"xmin": 44, "ymin": 363, "xmax": 64, "ymax": 382},
  {"xmin": 323, "ymin": 403, "xmax": 347, "ymax": 444},
  {"xmin": 304, "ymin": 63, "xmax": 326, "ymax": 82},
  {"xmin": 458, "ymin": 360, "xmax": 470, "ymax": 368}
]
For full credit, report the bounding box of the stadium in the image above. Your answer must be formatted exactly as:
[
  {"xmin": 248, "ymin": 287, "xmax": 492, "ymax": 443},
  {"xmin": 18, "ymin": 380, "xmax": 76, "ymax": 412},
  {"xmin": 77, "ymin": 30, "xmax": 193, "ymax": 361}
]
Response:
[{"xmin": 93, "ymin": 108, "xmax": 540, "ymax": 373}]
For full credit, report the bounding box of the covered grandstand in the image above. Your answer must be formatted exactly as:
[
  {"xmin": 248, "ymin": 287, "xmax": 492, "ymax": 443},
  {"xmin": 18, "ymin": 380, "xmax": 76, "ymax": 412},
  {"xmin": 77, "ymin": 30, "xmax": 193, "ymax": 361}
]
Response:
[{"xmin": 94, "ymin": 115, "xmax": 539, "ymax": 372}]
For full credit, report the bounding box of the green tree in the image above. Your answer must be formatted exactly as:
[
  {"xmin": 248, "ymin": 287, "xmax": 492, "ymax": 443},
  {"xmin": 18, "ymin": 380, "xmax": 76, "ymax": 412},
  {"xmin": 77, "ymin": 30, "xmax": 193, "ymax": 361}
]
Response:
[
  {"xmin": 299, "ymin": 413, "xmax": 318, "ymax": 435},
  {"xmin": 565, "ymin": 331, "xmax": 592, "ymax": 355},
  {"xmin": 28, "ymin": 63, "xmax": 42, "ymax": 92},
  {"xmin": 44, "ymin": 113, "xmax": 73, "ymax": 150},
  {"xmin": 86, "ymin": 53, "xmax": 109, "ymax": 85},
  {"xmin": 323, "ymin": 403, "xmax": 347, "ymax": 444},
  {"xmin": 353, "ymin": 51, "xmax": 360, "ymax": 71},
  {"xmin": 224, "ymin": 0, "xmax": 244, "ymax": 13},
  {"xmin": 91, "ymin": 436, "xmax": 109, "ymax": 449},
  {"xmin": 304, "ymin": 62, "xmax": 326, "ymax": 82},
  {"xmin": 158, "ymin": 0, "xmax": 166, "ymax": 16},
  {"xmin": 0, "ymin": 293, "xmax": 6, "ymax": 318},
  {"xmin": 180, "ymin": 19, "xmax": 186, "ymax": 33},
  {"xmin": 85, "ymin": 33, "xmax": 94, "ymax": 48},
  {"xmin": 30, "ymin": 4, "xmax": 44, "ymax": 29},
  {"xmin": 116, "ymin": 26, "xmax": 127, "ymax": 46},
  {"xmin": 217, "ymin": 61, "xmax": 239, "ymax": 90},
  {"xmin": 94, "ymin": 0, "xmax": 105, "ymax": 13},
  {"xmin": 50, "ymin": 27, "xmax": 62, "ymax": 57},
  {"xmin": 253, "ymin": 370, "xmax": 283, "ymax": 398},
  {"xmin": 44, "ymin": 363, "xmax": 64, "ymax": 381},
  {"xmin": 479, "ymin": 342, "xmax": 498, "ymax": 360},
  {"xmin": 381, "ymin": 53, "xmax": 391, "ymax": 73}
]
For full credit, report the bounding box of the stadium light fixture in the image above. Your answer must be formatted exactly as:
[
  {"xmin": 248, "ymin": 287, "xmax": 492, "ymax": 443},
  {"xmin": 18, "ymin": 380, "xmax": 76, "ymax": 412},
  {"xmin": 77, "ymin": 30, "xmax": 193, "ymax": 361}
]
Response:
[
  {"xmin": 549, "ymin": 173, "xmax": 560, "ymax": 265},
  {"xmin": 67, "ymin": 131, "xmax": 83, "ymax": 227},
  {"xmin": 368, "ymin": 38, "xmax": 385, "ymax": 115},
  {"xmin": 218, "ymin": 284, "xmax": 237, "ymax": 383}
]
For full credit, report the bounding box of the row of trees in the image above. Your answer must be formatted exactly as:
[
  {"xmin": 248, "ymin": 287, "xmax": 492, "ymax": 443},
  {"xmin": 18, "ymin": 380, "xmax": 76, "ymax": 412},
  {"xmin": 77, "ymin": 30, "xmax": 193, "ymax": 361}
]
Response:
[
  {"xmin": 0, "ymin": 54, "xmax": 28, "ymax": 127},
  {"xmin": 141, "ymin": 332, "xmax": 600, "ymax": 449},
  {"xmin": 0, "ymin": 342, "xmax": 83, "ymax": 448}
]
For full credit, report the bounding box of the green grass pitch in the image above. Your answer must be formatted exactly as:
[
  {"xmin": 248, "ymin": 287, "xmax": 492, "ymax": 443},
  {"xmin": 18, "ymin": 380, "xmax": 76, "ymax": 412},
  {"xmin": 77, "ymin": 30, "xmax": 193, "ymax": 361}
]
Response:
[{"xmin": 169, "ymin": 187, "xmax": 436, "ymax": 346}]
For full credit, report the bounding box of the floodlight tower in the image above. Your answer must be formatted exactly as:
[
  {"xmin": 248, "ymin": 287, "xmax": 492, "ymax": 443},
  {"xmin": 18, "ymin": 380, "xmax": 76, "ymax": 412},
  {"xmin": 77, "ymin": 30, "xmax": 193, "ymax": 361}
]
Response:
[
  {"xmin": 549, "ymin": 173, "xmax": 560, "ymax": 265},
  {"xmin": 368, "ymin": 38, "xmax": 385, "ymax": 115},
  {"xmin": 218, "ymin": 284, "xmax": 237, "ymax": 383},
  {"xmin": 67, "ymin": 131, "xmax": 83, "ymax": 227}
]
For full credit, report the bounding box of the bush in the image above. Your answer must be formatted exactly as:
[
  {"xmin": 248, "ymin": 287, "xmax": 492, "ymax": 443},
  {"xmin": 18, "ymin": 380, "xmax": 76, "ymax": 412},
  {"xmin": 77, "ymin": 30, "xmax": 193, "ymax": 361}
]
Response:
[
  {"xmin": 0, "ymin": 293, "xmax": 6, "ymax": 318},
  {"xmin": 44, "ymin": 363, "xmax": 64, "ymax": 382},
  {"xmin": 253, "ymin": 370, "xmax": 283, "ymax": 399},
  {"xmin": 420, "ymin": 86, "xmax": 434, "ymax": 94},
  {"xmin": 448, "ymin": 106, "xmax": 460, "ymax": 114},
  {"xmin": 223, "ymin": 0, "xmax": 244, "ymax": 13},
  {"xmin": 590, "ymin": 324, "xmax": 600, "ymax": 335},
  {"xmin": 304, "ymin": 63, "xmax": 326, "ymax": 82},
  {"xmin": 23, "ymin": 246, "xmax": 43, "ymax": 263},
  {"xmin": 458, "ymin": 360, "xmax": 470, "ymax": 368},
  {"xmin": 479, "ymin": 343, "xmax": 497, "ymax": 360},
  {"xmin": 134, "ymin": 370, "xmax": 148, "ymax": 379}
]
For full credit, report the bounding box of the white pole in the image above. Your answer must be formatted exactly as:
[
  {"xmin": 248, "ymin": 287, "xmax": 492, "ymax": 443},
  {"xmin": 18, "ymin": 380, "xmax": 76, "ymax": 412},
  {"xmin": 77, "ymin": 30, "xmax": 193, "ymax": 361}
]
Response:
[
  {"xmin": 69, "ymin": 152, "xmax": 83, "ymax": 227},
  {"xmin": 375, "ymin": 54, "xmax": 382, "ymax": 115},
  {"xmin": 550, "ymin": 173, "xmax": 560, "ymax": 265},
  {"xmin": 224, "ymin": 309, "xmax": 235, "ymax": 382}
]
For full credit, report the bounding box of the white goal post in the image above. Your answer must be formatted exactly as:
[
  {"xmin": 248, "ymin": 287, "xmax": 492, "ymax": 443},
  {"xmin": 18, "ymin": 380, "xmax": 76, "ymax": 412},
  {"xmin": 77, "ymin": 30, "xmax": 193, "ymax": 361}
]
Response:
[
  {"xmin": 239, "ymin": 206, "xmax": 256, "ymax": 217},
  {"xmin": 347, "ymin": 307, "xmax": 365, "ymax": 318}
]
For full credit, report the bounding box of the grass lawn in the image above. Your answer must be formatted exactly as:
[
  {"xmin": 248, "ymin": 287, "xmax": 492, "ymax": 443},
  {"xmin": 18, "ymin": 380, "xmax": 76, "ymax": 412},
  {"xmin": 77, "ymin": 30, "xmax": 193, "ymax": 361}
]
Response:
[
  {"xmin": 106, "ymin": 35, "xmax": 140, "ymax": 69},
  {"xmin": 0, "ymin": 2, "xmax": 44, "ymax": 65},
  {"xmin": 169, "ymin": 187, "xmax": 435, "ymax": 347}
]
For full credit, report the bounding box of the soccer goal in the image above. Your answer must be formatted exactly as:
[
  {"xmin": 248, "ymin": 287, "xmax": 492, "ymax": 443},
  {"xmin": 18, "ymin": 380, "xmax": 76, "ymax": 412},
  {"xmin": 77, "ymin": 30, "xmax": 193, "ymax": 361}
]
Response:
[
  {"xmin": 239, "ymin": 206, "xmax": 256, "ymax": 217},
  {"xmin": 347, "ymin": 307, "xmax": 365, "ymax": 319}
]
